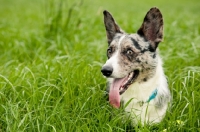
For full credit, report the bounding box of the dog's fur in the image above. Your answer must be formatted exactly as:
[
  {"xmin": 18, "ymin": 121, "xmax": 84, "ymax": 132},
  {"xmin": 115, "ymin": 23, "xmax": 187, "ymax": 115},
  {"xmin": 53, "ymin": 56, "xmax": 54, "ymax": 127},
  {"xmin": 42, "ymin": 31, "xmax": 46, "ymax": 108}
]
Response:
[{"xmin": 101, "ymin": 7, "xmax": 171, "ymax": 125}]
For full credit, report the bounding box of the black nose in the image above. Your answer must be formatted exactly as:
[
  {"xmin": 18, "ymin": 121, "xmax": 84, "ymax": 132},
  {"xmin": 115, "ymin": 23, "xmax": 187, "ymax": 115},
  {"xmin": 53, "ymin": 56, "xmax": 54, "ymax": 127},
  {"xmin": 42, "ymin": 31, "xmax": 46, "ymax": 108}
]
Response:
[{"xmin": 101, "ymin": 66, "xmax": 113, "ymax": 77}]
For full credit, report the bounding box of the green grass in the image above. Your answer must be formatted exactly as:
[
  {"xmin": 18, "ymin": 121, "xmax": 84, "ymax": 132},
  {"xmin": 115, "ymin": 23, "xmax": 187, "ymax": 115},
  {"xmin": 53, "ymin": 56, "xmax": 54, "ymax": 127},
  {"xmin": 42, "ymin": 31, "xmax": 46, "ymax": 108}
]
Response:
[{"xmin": 0, "ymin": 0, "xmax": 200, "ymax": 131}]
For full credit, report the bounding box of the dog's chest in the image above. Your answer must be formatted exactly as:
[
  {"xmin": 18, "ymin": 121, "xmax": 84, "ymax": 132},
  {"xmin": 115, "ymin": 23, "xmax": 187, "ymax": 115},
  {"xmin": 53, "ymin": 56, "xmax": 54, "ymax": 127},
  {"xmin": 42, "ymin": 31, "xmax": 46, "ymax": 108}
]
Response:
[{"xmin": 120, "ymin": 82, "xmax": 157, "ymax": 112}]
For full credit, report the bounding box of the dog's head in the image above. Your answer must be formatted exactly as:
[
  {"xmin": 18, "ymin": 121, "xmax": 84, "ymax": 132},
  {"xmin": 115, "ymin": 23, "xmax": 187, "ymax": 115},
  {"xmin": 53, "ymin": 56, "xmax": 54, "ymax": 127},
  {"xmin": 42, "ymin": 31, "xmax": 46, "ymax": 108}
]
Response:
[{"xmin": 101, "ymin": 8, "xmax": 164, "ymax": 107}]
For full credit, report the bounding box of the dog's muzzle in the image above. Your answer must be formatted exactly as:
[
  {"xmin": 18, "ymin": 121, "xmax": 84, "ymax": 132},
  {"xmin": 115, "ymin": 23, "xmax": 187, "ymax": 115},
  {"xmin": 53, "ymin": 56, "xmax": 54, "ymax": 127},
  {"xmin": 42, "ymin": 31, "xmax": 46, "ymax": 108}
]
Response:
[{"xmin": 101, "ymin": 65, "xmax": 113, "ymax": 77}]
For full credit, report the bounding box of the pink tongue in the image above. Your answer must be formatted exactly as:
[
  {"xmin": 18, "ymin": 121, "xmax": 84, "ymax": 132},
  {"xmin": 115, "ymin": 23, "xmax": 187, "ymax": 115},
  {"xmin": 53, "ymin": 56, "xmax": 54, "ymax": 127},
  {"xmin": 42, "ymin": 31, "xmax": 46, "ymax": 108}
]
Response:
[{"xmin": 109, "ymin": 77, "xmax": 127, "ymax": 108}]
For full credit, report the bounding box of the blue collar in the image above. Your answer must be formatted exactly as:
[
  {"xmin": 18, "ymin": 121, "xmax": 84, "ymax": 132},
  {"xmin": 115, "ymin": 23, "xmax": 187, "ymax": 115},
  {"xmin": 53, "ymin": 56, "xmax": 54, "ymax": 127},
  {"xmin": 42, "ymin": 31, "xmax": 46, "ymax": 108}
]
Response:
[{"xmin": 146, "ymin": 89, "xmax": 158, "ymax": 103}]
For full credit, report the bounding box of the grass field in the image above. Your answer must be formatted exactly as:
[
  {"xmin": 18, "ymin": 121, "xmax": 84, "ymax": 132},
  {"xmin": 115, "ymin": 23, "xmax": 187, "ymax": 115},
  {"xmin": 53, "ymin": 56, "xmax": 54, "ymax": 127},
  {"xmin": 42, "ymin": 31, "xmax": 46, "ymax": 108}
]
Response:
[{"xmin": 0, "ymin": 0, "xmax": 200, "ymax": 131}]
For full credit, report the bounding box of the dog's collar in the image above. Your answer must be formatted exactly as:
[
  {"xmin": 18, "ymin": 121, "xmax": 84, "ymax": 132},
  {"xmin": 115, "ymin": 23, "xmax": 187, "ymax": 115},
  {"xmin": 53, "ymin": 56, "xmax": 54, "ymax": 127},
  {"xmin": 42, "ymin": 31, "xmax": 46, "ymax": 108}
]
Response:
[
  {"xmin": 146, "ymin": 88, "xmax": 158, "ymax": 103},
  {"xmin": 138, "ymin": 88, "xmax": 158, "ymax": 107}
]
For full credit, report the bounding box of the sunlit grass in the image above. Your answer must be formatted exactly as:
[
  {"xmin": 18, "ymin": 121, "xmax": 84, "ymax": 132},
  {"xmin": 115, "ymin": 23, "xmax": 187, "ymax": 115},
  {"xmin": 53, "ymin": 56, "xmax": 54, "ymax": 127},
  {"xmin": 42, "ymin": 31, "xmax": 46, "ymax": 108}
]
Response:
[{"xmin": 0, "ymin": 0, "xmax": 200, "ymax": 131}]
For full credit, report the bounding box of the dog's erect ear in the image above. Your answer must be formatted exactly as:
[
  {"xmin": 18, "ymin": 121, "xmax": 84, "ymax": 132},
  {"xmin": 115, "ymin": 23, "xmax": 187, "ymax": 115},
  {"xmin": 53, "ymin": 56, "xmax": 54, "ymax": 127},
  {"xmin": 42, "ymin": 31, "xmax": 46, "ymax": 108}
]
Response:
[
  {"xmin": 137, "ymin": 7, "xmax": 163, "ymax": 51},
  {"xmin": 103, "ymin": 10, "xmax": 123, "ymax": 44}
]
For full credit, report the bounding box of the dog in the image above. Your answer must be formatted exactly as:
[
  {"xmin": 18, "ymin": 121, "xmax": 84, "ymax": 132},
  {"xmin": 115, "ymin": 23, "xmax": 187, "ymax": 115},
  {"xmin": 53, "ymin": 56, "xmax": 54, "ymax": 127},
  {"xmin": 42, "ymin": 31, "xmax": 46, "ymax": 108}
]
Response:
[{"xmin": 101, "ymin": 7, "xmax": 171, "ymax": 125}]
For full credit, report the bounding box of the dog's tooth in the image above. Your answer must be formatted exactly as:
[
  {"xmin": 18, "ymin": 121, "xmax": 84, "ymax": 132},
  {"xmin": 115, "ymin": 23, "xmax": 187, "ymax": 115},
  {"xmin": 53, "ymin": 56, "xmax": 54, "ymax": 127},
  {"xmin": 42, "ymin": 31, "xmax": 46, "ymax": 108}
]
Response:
[
  {"xmin": 119, "ymin": 87, "xmax": 122, "ymax": 90},
  {"xmin": 128, "ymin": 72, "xmax": 133, "ymax": 78},
  {"xmin": 131, "ymin": 72, "xmax": 133, "ymax": 76},
  {"xmin": 120, "ymin": 86, "xmax": 124, "ymax": 91}
]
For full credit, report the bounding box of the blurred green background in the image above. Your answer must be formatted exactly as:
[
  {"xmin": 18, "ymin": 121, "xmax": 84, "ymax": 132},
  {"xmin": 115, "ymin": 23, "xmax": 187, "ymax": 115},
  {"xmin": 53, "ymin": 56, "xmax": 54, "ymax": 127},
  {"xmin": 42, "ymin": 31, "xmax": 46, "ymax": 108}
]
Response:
[{"xmin": 0, "ymin": 0, "xmax": 200, "ymax": 131}]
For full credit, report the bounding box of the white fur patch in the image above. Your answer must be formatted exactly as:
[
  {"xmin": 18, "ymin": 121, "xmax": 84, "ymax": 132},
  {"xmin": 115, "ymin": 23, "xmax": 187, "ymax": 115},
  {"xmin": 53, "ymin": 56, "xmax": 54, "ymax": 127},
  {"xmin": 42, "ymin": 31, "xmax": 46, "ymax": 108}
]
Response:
[
  {"xmin": 118, "ymin": 35, "xmax": 126, "ymax": 48},
  {"xmin": 111, "ymin": 35, "xmax": 126, "ymax": 77}
]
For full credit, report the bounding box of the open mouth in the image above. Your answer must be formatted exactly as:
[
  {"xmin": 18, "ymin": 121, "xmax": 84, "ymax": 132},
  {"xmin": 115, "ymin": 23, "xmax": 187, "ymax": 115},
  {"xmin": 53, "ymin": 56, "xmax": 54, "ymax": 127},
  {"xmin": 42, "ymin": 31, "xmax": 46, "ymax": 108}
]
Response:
[
  {"xmin": 109, "ymin": 70, "xmax": 139, "ymax": 108},
  {"xmin": 119, "ymin": 70, "xmax": 139, "ymax": 95}
]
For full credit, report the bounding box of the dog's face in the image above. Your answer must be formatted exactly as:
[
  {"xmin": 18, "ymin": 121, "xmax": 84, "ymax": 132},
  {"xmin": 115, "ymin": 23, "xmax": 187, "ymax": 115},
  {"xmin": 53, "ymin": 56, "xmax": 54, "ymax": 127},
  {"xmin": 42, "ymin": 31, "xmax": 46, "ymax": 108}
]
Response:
[
  {"xmin": 101, "ymin": 8, "xmax": 164, "ymax": 106},
  {"xmin": 102, "ymin": 33, "xmax": 158, "ymax": 81}
]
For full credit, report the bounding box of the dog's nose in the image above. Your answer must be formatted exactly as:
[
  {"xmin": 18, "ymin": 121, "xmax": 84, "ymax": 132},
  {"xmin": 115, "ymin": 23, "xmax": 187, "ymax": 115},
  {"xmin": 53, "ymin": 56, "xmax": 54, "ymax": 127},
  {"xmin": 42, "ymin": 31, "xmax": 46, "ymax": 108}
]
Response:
[{"xmin": 101, "ymin": 66, "xmax": 113, "ymax": 77}]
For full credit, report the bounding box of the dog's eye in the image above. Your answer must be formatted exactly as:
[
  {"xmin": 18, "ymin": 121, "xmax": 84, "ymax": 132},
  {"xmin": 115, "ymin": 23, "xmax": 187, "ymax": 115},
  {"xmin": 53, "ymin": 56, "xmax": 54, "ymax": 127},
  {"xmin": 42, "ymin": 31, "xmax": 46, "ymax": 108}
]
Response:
[{"xmin": 126, "ymin": 49, "xmax": 133, "ymax": 55}]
